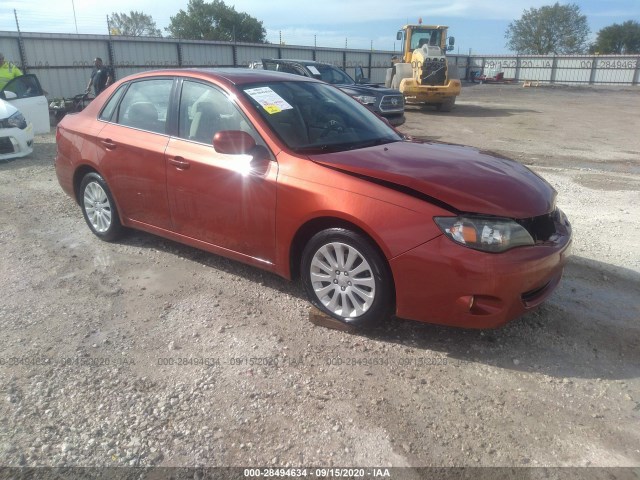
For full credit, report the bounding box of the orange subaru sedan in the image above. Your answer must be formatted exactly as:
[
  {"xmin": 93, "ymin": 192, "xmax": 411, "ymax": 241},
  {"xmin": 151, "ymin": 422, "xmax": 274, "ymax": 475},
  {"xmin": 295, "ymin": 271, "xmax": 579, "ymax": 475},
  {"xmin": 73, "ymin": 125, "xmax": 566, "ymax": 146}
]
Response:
[{"xmin": 55, "ymin": 68, "xmax": 572, "ymax": 329}]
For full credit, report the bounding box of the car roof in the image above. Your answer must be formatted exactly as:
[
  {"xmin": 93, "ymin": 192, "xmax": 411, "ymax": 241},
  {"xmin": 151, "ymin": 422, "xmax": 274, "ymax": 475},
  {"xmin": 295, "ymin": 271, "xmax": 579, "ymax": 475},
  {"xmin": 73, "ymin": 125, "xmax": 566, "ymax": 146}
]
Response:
[
  {"xmin": 263, "ymin": 59, "xmax": 337, "ymax": 68},
  {"xmin": 121, "ymin": 68, "xmax": 319, "ymax": 86}
]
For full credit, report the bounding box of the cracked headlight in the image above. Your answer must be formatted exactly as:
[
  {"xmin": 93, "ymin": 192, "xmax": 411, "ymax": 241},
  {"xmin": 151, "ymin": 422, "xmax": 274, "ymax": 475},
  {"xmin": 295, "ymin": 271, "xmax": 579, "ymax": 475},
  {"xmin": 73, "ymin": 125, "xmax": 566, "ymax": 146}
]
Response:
[{"xmin": 434, "ymin": 216, "xmax": 534, "ymax": 253}]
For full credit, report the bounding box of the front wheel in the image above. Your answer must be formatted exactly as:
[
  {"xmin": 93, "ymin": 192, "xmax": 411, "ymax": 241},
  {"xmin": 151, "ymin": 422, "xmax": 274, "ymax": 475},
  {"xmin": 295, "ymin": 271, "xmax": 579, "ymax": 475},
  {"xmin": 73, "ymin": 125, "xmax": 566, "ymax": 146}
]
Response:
[
  {"xmin": 436, "ymin": 97, "xmax": 456, "ymax": 112},
  {"xmin": 79, "ymin": 172, "xmax": 123, "ymax": 242},
  {"xmin": 301, "ymin": 228, "xmax": 392, "ymax": 328}
]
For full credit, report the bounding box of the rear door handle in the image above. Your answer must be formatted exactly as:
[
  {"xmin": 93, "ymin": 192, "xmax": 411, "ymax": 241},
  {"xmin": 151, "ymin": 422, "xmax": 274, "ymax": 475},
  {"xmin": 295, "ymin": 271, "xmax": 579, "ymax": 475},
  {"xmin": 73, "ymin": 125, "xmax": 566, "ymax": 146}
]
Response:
[
  {"xmin": 168, "ymin": 157, "xmax": 190, "ymax": 170},
  {"xmin": 101, "ymin": 138, "xmax": 116, "ymax": 150}
]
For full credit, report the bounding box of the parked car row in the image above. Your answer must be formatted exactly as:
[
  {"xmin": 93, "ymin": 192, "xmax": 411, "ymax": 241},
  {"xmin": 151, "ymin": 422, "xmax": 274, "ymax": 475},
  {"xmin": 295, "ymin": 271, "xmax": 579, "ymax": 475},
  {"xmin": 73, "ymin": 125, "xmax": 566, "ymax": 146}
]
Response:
[
  {"xmin": 256, "ymin": 59, "xmax": 406, "ymax": 126},
  {"xmin": 1, "ymin": 59, "xmax": 405, "ymax": 162}
]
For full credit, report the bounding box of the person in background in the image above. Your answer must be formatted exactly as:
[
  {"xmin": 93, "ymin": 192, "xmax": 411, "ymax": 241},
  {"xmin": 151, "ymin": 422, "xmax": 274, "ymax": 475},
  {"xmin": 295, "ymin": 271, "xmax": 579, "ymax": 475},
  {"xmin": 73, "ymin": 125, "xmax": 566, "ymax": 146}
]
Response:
[
  {"xmin": 0, "ymin": 52, "xmax": 23, "ymax": 90},
  {"xmin": 85, "ymin": 57, "xmax": 114, "ymax": 96}
]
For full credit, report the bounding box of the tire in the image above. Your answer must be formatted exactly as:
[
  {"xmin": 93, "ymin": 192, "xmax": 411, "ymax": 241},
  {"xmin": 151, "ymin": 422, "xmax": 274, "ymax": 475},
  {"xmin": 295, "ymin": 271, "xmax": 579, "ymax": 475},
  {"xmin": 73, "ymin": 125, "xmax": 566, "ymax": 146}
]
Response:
[
  {"xmin": 79, "ymin": 172, "xmax": 123, "ymax": 242},
  {"xmin": 391, "ymin": 63, "xmax": 413, "ymax": 90},
  {"xmin": 301, "ymin": 228, "xmax": 391, "ymax": 328},
  {"xmin": 436, "ymin": 97, "xmax": 456, "ymax": 112}
]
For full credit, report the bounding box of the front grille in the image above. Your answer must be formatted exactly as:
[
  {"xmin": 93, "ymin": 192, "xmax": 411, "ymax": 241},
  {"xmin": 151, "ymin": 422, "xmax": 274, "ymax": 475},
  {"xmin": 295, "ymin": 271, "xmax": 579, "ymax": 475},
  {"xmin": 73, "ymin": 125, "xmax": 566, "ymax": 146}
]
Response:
[
  {"xmin": 379, "ymin": 95, "xmax": 404, "ymax": 112},
  {"xmin": 517, "ymin": 210, "xmax": 559, "ymax": 242},
  {"xmin": 0, "ymin": 137, "xmax": 16, "ymax": 155},
  {"xmin": 421, "ymin": 59, "xmax": 447, "ymax": 86}
]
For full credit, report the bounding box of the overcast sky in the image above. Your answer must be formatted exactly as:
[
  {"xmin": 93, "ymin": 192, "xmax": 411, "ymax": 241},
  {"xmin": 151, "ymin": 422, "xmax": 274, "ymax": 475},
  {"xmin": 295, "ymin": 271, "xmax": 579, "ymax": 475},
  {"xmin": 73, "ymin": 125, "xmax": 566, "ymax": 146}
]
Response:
[{"xmin": 1, "ymin": 0, "xmax": 638, "ymax": 54}]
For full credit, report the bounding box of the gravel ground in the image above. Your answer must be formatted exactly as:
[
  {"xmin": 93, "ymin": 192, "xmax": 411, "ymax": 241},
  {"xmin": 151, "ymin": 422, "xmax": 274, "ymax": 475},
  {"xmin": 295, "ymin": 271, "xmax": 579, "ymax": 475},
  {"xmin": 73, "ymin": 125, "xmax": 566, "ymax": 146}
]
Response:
[{"xmin": 0, "ymin": 84, "xmax": 639, "ymax": 472}]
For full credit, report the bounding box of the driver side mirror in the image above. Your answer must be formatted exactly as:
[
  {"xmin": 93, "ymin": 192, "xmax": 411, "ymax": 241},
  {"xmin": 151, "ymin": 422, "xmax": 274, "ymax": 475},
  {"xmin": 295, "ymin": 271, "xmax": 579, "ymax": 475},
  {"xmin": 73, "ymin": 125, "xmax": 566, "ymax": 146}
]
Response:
[
  {"xmin": 213, "ymin": 130, "xmax": 271, "ymax": 176},
  {"xmin": 213, "ymin": 130, "xmax": 255, "ymax": 154},
  {"xmin": 448, "ymin": 36, "xmax": 455, "ymax": 51}
]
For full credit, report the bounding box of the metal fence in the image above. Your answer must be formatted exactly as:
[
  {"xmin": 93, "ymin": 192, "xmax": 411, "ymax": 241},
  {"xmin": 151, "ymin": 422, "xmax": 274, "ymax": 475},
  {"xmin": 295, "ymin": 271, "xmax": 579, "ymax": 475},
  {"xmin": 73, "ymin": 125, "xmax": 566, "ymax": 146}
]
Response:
[
  {"xmin": 464, "ymin": 55, "xmax": 640, "ymax": 85},
  {"xmin": 1, "ymin": 31, "xmax": 639, "ymax": 100}
]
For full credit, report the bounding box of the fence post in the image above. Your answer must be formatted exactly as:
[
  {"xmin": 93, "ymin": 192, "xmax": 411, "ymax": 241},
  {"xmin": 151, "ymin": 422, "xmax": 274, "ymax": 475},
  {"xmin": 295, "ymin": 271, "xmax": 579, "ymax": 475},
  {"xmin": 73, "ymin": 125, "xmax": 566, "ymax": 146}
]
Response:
[
  {"xmin": 176, "ymin": 41, "xmax": 183, "ymax": 67},
  {"xmin": 312, "ymin": 35, "xmax": 317, "ymax": 61},
  {"xmin": 633, "ymin": 57, "xmax": 640, "ymax": 86},
  {"xmin": 367, "ymin": 52, "xmax": 372, "ymax": 82},
  {"xmin": 550, "ymin": 55, "xmax": 558, "ymax": 84},
  {"xmin": 13, "ymin": 10, "xmax": 28, "ymax": 72},
  {"xmin": 589, "ymin": 56, "xmax": 598, "ymax": 85},
  {"xmin": 515, "ymin": 56, "xmax": 521, "ymax": 82}
]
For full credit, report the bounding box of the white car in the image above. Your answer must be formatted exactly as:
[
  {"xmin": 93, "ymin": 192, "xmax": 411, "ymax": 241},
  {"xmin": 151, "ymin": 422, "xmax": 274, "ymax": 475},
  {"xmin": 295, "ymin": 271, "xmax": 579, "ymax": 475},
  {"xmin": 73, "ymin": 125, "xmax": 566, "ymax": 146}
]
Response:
[{"xmin": 0, "ymin": 74, "xmax": 50, "ymax": 160}]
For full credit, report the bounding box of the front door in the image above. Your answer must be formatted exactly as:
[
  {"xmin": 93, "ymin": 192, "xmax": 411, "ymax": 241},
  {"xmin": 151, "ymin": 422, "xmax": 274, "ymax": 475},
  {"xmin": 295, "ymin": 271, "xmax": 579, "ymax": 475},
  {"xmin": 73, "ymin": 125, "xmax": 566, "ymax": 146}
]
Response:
[{"xmin": 165, "ymin": 80, "xmax": 278, "ymax": 263}]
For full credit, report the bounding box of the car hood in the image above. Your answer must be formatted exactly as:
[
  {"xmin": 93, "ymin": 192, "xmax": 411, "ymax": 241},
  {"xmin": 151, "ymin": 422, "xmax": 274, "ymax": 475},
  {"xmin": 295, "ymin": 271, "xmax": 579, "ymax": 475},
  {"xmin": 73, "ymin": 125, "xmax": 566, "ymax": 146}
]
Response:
[
  {"xmin": 0, "ymin": 98, "xmax": 19, "ymax": 121},
  {"xmin": 338, "ymin": 84, "xmax": 402, "ymax": 96},
  {"xmin": 309, "ymin": 140, "xmax": 556, "ymax": 218}
]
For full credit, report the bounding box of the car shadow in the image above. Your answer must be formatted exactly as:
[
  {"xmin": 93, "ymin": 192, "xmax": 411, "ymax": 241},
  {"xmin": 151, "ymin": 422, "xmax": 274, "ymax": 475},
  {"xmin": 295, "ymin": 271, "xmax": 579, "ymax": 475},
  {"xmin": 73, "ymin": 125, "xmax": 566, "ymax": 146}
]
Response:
[
  {"xmin": 118, "ymin": 230, "xmax": 639, "ymax": 381},
  {"xmin": 362, "ymin": 257, "xmax": 640, "ymax": 381},
  {"xmin": 404, "ymin": 103, "xmax": 540, "ymax": 118},
  {"xmin": 0, "ymin": 140, "xmax": 56, "ymax": 170},
  {"xmin": 116, "ymin": 230, "xmax": 301, "ymax": 298}
]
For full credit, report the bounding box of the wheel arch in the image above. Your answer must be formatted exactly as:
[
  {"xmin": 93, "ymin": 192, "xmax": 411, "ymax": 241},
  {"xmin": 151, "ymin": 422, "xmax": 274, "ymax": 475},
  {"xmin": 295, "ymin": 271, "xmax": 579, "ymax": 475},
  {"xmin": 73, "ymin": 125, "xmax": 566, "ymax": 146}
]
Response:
[
  {"xmin": 288, "ymin": 216, "xmax": 397, "ymax": 309},
  {"xmin": 72, "ymin": 164, "xmax": 100, "ymax": 205},
  {"xmin": 72, "ymin": 165, "xmax": 126, "ymax": 230}
]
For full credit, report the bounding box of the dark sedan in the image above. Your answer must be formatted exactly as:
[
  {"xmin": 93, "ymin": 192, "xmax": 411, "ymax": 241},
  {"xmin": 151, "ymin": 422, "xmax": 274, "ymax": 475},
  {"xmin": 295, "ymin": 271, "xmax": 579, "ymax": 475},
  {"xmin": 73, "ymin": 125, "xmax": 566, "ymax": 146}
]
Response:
[{"xmin": 261, "ymin": 59, "xmax": 405, "ymax": 126}]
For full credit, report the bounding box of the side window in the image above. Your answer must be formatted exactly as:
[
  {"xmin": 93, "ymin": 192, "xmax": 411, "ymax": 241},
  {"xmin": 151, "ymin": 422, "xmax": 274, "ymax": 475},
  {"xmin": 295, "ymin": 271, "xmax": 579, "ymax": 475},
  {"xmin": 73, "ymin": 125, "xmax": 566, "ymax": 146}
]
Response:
[
  {"xmin": 115, "ymin": 79, "xmax": 173, "ymax": 134},
  {"xmin": 98, "ymin": 85, "xmax": 126, "ymax": 122},
  {"xmin": 278, "ymin": 64, "xmax": 303, "ymax": 76},
  {"xmin": 178, "ymin": 80, "xmax": 266, "ymax": 151},
  {"xmin": 2, "ymin": 74, "xmax": 43, "ymax": 99}
]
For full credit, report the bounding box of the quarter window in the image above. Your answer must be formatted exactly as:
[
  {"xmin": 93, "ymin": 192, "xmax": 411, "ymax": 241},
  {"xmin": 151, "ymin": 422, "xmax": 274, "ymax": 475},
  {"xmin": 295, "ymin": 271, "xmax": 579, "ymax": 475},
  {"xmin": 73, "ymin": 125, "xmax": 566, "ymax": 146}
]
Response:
[{"xmin": 98, "ymin": 86, "xmax": 126, "ymax": 122}]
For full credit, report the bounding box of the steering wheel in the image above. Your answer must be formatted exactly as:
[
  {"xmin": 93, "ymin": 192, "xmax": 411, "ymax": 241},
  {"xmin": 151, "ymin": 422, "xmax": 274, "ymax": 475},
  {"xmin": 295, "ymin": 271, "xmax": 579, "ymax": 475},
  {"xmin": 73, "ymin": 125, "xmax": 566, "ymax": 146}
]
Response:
[{"xmin": 319, "ymin": 115, "xmax": 345, "ymax": 138}]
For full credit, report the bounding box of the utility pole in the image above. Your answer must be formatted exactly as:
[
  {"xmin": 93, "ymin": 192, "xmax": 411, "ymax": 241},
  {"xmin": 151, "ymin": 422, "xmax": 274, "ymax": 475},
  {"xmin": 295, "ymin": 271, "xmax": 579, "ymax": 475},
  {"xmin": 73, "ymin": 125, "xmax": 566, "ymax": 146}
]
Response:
[{"xmin": 71, "ymin": 0, "xmax": 79, "ymax": 33}]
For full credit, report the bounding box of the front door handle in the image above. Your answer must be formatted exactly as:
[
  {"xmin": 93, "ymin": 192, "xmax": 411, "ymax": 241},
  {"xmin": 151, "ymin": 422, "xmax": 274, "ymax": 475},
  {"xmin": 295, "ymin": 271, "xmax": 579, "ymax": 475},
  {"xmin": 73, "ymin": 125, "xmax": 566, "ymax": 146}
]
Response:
[
  {"xmin": 168, "ymin": 157, "xmax": 190, "ymax": 170},
  {"xmin": 101, "ymin": 138, "xmax": 116, "ymax": 150}
]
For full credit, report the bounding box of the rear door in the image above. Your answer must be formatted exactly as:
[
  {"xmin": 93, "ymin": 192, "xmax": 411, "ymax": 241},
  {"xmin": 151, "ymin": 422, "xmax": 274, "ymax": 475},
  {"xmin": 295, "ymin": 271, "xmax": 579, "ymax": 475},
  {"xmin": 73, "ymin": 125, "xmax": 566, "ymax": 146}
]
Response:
[
  {"xmin": 1, "ymin": 74, "xmax": 49, "ymax": 134},
  {"xmin": 97, "ymin": 78, "xmax": 174, "ymax": 229}
]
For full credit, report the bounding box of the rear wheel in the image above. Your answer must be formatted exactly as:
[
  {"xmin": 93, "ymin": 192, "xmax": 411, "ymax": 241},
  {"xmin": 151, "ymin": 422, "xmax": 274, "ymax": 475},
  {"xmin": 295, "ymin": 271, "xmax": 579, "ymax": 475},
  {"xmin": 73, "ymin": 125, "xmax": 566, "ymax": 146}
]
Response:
[
  {"xmin": 79, "ymin": 172, "xmax": 123, "ymax": 242},
  {"xmin": 301, "ymin": 228, "xmax": 391, "ymax": 328}
]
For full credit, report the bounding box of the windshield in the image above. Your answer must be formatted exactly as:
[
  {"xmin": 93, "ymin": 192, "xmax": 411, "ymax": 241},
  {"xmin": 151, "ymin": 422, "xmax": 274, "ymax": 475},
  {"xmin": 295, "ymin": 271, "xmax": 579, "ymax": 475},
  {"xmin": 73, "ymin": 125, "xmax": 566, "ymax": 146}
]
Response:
[
  {"xmin": 411, "ymin": 29, "xmax": 443, "ymax": 50},
  {"xmin": 305, "ymin": 64, "xmax": 354, "ymax": 85},
  {"xmin": 240, "ymin": 81, "xmax": 402, "ymax": 154}
]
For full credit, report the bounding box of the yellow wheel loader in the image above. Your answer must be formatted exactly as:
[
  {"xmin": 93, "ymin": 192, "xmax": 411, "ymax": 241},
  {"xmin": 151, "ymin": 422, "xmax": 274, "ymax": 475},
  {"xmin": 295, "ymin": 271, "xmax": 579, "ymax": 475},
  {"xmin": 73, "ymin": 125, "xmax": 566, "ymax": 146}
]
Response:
[{"xmin": 386, "ymin": 21, "xmax": 461, "ymax": 112}]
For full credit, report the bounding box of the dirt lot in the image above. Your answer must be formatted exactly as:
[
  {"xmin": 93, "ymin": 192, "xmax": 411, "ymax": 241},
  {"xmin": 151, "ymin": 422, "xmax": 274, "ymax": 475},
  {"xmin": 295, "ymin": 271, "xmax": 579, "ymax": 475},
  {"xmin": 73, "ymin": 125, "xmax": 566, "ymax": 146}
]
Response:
[{"xmin": 1, "ymin": 83, "xmax": 639, "ymax": 473}]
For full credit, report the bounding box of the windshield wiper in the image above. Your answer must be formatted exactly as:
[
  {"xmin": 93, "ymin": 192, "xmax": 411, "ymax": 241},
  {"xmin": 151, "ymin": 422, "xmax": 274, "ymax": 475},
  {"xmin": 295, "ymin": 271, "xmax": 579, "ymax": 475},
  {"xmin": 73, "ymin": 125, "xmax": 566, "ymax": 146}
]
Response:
[
  {"xmin": 295, "ymin": 138, "xmax": 399, "ymax": 154},
  {"xmin": 348, "ymin": 138, "xmax": 400, "ymax": 150}
]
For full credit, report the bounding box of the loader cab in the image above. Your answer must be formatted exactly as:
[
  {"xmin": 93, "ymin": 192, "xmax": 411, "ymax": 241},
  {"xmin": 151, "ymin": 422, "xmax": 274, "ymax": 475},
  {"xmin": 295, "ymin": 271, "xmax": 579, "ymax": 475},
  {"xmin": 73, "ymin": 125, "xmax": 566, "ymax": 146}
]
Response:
[{"xmin": 396, "ymin": 25, "xmax": 454, "ymax": 63}]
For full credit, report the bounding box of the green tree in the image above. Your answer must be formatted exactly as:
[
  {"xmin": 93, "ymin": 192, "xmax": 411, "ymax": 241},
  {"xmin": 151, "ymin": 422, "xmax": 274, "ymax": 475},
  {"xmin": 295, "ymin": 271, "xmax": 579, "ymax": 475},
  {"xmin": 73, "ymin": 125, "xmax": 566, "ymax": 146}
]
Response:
[
  {"xmin": 505, "ymin": 2, "xmax": 590, "ymax": 54},
  {"xmin": 108, "ymin": 11, "xmax": 162, "ymax": 37},
  {"xmin": 591, "ymin": 20, "xmax": 640, "ymax": 54},
  {"xmin": 166, "ymin": 0, "xmax": 266, "ymax": 42}
]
